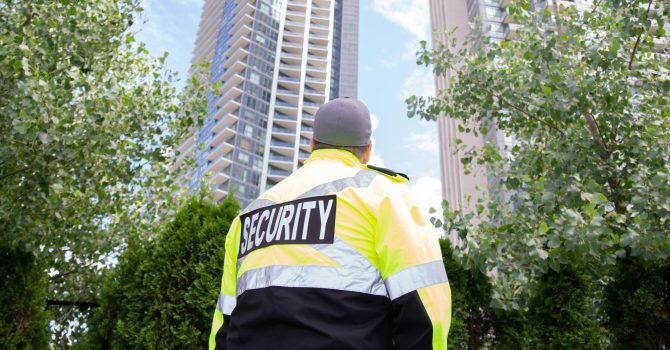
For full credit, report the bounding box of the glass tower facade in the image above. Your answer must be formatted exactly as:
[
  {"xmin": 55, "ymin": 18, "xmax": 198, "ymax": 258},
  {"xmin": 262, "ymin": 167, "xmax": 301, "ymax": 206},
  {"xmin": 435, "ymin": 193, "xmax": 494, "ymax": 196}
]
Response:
[{"xmin": 178, "ymin": 0, "xmax": 359, "ymax": 207}]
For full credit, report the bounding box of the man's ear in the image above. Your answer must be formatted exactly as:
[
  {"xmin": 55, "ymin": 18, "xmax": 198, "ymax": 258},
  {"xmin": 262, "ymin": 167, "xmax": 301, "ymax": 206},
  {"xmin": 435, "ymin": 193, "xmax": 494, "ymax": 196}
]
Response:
[
  {"xmin": 310, "ymin": 137, "xmax": 315, "ymax": 152},
  {"xmin": 362, "ymin": 143, "xmax": 372, "ymax": 164}
]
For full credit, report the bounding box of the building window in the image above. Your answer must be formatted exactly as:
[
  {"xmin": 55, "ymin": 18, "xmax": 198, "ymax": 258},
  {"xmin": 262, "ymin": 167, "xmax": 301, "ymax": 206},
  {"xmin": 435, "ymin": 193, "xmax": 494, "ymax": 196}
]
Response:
[{"xmin": 250, "ymin": 72, "xmax": 260, "ymax": 84}]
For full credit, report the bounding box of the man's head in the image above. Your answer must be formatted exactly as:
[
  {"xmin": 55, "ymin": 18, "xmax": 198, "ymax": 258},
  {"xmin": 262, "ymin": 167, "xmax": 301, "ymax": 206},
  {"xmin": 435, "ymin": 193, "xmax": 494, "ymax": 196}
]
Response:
[{"xmin": 310, "ymin": 97, "xmax": 373, "ymax": 163}]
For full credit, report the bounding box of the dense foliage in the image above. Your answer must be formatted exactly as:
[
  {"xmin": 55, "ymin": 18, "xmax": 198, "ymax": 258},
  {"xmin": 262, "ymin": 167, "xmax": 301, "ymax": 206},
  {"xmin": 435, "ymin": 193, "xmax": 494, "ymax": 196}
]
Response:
[
  {"xmin": 411, "ymin": 0, "xmax": 670, "ymax": 346},
  {"xmin": 0, "ymin": 242, "xmax": 49, "ymax": 349},
  {"xmin": 440, "ymin": 239, "xmax": 495, "ymax": 349},
  {"xmin": 1, "ymin": 0, "xmax": 206, "ymax": 345},
  {"xmin": 604, "ymin": 257, "xmax": 670, "ymax": 349},
  {"xmin": 80, "ymin": 195, "xmax": 238, "ymax": 349}
]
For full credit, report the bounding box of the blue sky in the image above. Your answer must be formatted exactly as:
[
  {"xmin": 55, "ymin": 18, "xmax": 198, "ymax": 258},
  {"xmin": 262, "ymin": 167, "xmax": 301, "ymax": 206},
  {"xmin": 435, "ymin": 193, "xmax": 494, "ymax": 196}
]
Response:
[{"xmin": 137, "ymin": 0, "xmax": 442, "ymax": 216}]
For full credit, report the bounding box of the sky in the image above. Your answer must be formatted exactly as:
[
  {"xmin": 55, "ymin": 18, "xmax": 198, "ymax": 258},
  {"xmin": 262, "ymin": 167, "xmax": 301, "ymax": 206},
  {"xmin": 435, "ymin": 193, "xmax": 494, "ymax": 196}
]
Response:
[{"xmin": 136, "ymin": 0, "xmax": 442, "ymax": 218}]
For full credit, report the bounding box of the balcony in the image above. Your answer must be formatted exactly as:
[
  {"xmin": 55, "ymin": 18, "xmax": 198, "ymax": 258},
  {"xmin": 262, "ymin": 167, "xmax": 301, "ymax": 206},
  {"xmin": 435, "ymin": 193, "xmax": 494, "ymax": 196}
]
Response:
[
  {"xmin": 308, "ymin": 43, "xmax": 328, "ymax": 53},
  {"xmin": 276, "ymin": 88, "xmax": 300, "ymax": 100},
  {"xmin": 232, "ymin": 2, "xmax": 255, "ymax": 25},
  {"xmin": 207, "ymin": 138, "xmax": 235, "ymax": 161},
  {"xmin": 284, "ymin": 30, "xmax": 304, "ymax": 40},
  {"xmin": 309, "ymin": 33, "xmax": 329, "ymax": 44},
  {"xmin": 224, "ymin": 46, "xmax": 249, "ymax": 69},
  {"xmin": 282, "ymin": 40, "xmax": 304, "ymax": 53},
  {"xmin": 220, "ymin": 59, "xmax": 247, "ymax": 84},
  {"xmin": 218, "ymin": 85, "xmax": 243, "ymax": 107},
  {"xmin": 284, "ymin": 19, "xmax": 305, "ymax": 30},
  {"xmin": 304, "ymin": 87, "xmax": 324, "ymax": 96},
  {"xmin": 269, "ymin": 153, "xmax": 294, "ymax": 171},
  {"xmin": 215, "ymin": 97, "xmax": 240, "ymax": 117},
  {"xmin": 310, "ymin": 23, "xmax": 329, "ymax": 32},
  {"xmin": 310, "ymin": 13, "xmax": 330, "ymax": 22},
  {"xmin": 275, "ymin": 101, "xmax": 299, "ymax": 114},
  {"xmin": 287, "ymin": 9, "xmax": 306, "ymax": 20},
  {"xmin": 288, "ymin": 0, "xmax": 307, "ymax": 10},
  {"xmin": 212, "ymin": 113, "xmax": 239, "ymax": 134},
  {"xmin": 207, "ymin": 126, "xmax": 236, "ymax": 149},
  {"xmin": 279, "ymin": 63, "xmax": 302, "ymax": 73},
  {"xmin": 281, "ymin": 51, "xmax": 303, "ymax": 60},
  {"xmin": 274, "ymin": 113, "xmax": 297, "ymax": 121},
  {"xmin": 270, "ymin": 138, "xmax": 295, "ymax": 149},
  {"xmin": 213, "ymin": 188, "xmax": 228, "ymax": 202},
  {"xmin": 269, "ymin": 152, "xmax": 294, "ymax": 163},
  {"xmin": 205, "ymin": 154, "xmax": 233, "ymax": 181},
  {"xmin": 278, "ymin": 75, "xmax": 301, "ymax": 83},
  {"xmin": 304, "ymin": 75, "xmax": 323, "ymax": 83},
  {"xmin": 272, "ymin": 125, "xmax": 296, "ymax": 135},
  {"xmin": 301, "ymin": 124, "xmax": 314, "ymax": 133},
  {"xmin": 268, "ymin": 167, "xmax": 292, "ymax": 177}
]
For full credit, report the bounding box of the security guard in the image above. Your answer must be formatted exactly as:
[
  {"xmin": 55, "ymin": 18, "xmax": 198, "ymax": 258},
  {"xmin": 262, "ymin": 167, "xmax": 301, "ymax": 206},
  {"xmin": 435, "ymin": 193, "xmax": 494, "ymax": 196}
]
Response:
[{"xmin": 209, "ymin": 97, "xmax": 451, "ymax": 349}]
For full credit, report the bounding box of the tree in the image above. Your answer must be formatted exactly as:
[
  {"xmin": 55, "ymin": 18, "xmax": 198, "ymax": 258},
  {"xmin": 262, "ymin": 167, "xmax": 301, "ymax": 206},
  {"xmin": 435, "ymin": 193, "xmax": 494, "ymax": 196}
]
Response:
[
  {"xmin": 604, "ymin": 257, "xmax": 670, "ymax": 349},
  {"xmin": 1, "ymin": 0, "xmax": 206, "ymax": 345},
  {"xmin": 409, "ymin": 0, "xmax": 669, "ymax": 343},
  {"xmin": 525, "ymin": 264, "xmax": 608, "ymax": 349},
  {"xmin": 0, "ymin": 242, "xmax": 49, "ymax": 349},
  {"xmin": 440, "ymin": 239, "xmax": 495, "ymax": 349},
  {"xmin": 80, "ymin": 195, "xmax": 239, "ymax": 349}
]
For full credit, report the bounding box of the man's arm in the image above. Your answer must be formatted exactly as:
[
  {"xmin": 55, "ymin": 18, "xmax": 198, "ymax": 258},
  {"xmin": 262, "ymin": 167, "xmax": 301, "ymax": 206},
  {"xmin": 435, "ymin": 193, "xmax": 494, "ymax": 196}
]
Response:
[
  {"xmin": 209, "ymin": 218, "xmax": 240, "ymax": 350},
  {"xmin": 375, "ymin": 185, "xmax": 451, "ymax": 349}
]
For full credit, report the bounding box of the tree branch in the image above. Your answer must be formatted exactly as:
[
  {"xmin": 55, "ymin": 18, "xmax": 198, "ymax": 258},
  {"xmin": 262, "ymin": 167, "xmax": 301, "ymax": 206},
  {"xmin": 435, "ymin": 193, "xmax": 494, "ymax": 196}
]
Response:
[
  {"xmin": 22, "ymin": 13, "xmax": 35, "ymax": 28},
  {"xmin": 628, "ymin": 0, "xmax": 654, "ymax": 71},
  {"xmin": 46, "ymin": 299, "xmax": 100, "ymax": 308},
  {"xmin": 0, "ymin": 166, "xmax": 30, "ymax": 182},
  {"xmin": 583, "ymin": 113, "xmax": 610, "ymax": 160},
  {"xmin": 497, "ymin": 94, "xmax": 566, "ymax": 136},
  {"xmin": 48, "ymin": 264, "xmax": 89, "ymax": 282},
  {"xmin": 552, "ymin": 0, "xmax": 563, "ymax": 36}
]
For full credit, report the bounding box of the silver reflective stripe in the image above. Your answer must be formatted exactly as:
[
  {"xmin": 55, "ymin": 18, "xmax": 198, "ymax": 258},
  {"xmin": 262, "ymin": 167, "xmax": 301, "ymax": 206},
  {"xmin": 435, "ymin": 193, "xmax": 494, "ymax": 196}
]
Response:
[
  {"xmin": 242, "ymin": 198, "xmax": 276, "ymax": 214},
  {"xmin": 384, "ymin": 260, "xmax": 449, "ymax": 300},
  {"xmin": 216, "ymin": 293, "xmax": 237, "ymax": 315},
  {"xmin": 237, "ymin": 237, "xmax": 388, "ymax": 297},
  {"xmin": 296, "ymin": 170, "xmax": 377, "ymax": 200}
]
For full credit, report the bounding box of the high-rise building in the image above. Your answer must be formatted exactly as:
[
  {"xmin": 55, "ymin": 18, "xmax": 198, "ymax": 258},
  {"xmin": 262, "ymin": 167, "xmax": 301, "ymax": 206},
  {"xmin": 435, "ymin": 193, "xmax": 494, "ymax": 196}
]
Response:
[
  {"xmin": 429, "ymin": 0, "xmax": 493, "ymax": 217},
  {"xmin": 429, "ymin": 0, "xmax": 591, "ymax": 217},
  {"xmin": 176, "ymin": 0, "xmax": 359, "ymax": 206}
]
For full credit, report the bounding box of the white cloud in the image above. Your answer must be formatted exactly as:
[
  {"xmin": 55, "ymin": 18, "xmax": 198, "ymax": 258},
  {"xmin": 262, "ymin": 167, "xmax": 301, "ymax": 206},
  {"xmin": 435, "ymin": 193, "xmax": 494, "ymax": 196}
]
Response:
[
  {"xmin": 400, "ymin": 67, "xmax": 435, "ymax": 100},
  {"xmin": 369, "ymin": 113, "xmax": 386, "ymax": 167},
  {"xmin": 136, "ymin": 0, "xmax": 202, "ymax": 84},
  {"xmin": 402, "ymin": 40, "xmax": 423, "ymax": 62},
  {"xmin": 371, "ymin": 0, "xmax": 430, "ymax": 40},
  {"xmin": 370, "ymin": 113, "xmax": 380, "ymax": 131},
  {"xmin": 409, "ymin": 175, "xmax": 444, "ymax": 225},
  {"xmin": 380, "ymin": 59, "xmax": 399, "ymax": 69},
  {"xmin": 405, "ymin": 129, "xmax": 439, "ymax": 154}
]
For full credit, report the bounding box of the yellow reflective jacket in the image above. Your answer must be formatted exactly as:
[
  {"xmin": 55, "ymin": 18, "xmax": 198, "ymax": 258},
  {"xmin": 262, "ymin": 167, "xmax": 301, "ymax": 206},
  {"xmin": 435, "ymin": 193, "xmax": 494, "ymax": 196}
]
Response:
[{"xmin": 210, "ymin": 149, "xmax": 451, "ymax": 350}]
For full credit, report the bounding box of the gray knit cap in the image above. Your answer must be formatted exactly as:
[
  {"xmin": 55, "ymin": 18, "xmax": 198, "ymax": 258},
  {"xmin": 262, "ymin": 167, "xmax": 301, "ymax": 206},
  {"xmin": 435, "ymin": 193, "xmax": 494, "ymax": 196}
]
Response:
[{"xmin": 313, "ymin": 97, "xmax": 371, "ymax": 147}]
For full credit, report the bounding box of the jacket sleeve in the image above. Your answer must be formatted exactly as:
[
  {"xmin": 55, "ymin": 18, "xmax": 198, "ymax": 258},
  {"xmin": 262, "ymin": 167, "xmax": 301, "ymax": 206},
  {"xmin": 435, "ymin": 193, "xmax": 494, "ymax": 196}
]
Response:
[
  {"xmin": 374, "ymin": 183, "xmax": 451, "ymax": 350},
  {"xmin": 209, "ymin": 217, "xmax": 241, "ymax": 350}
]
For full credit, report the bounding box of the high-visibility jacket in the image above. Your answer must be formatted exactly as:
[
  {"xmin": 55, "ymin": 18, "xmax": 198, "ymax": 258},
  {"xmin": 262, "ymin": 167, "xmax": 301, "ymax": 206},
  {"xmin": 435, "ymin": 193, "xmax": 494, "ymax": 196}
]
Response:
[{"xmin": 209, "ymin": 149, "xmax": 451, "ymax": 350}]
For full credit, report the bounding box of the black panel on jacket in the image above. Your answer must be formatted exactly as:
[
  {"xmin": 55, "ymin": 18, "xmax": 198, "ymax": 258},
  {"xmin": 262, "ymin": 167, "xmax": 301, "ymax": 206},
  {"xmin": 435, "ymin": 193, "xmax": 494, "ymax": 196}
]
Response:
[
  {"xmin": 391, "ymin": 290, "xmax": 433, "ymax": 350},
  {"xmin": 214, "ymin": 314, "xmax": 230, "ymax": 350},
  {"xmin": 225, "ymin": 286, "xmax": 394, "ymax": 350}
]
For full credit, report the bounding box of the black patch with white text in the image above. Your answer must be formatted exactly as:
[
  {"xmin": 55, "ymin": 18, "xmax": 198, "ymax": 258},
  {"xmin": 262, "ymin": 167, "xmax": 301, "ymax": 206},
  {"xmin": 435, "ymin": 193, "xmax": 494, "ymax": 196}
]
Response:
[{"xmin": 238, "ymin": 195, "xmax": 337, "ymax": 258}]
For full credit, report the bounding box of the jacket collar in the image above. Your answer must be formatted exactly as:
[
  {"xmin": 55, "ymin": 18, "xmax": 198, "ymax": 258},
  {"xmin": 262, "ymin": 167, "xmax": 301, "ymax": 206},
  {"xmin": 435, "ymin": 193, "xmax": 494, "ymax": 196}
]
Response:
[{"xmin": 305, "ymin": 149, "xmax": 364, "ymax": 168}]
